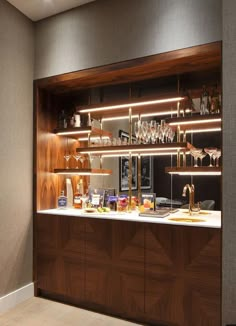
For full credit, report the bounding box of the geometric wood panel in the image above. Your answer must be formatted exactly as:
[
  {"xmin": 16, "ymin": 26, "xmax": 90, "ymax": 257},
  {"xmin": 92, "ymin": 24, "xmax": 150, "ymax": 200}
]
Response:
[
  {"xmin": 37, "ymin": 253, "xmax": 64, "ymax": 294},
  {"xmin": 61, "ymin": 216, "xmax": 85, "ymax": 255},
  {"xmin": 111, "ymin": 221, "xmax": 145, "ymax": 320},
  {"xmin": 36, "ymin": 214, "xmax": 60, "ymax": 250},
  {"xmin": 85, "ymin": 261, "xmax": 112, "ymax": 313},
  {"xmin": 64, "ymin": 256, "xmax": 85, "ymax": 302},
  {"xmin": 145, "ymin": 224, "xmax": 221, "ymax": 326},
  {"xmin": 85, "ymin": 218, "xmax": 113, "ymax": 262}
]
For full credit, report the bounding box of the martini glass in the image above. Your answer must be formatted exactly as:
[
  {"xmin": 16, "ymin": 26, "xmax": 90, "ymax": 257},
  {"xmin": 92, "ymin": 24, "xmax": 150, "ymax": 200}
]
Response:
[
  {"xmin": 64, "ymin": 154, "xmax": 71, "ymax": 169},
  {"xmin": 204, "ymin": 147, "xmax": 217, "ymax": 167},
  {"xmin": 199, "ymin": 151, "xmax": 207, "ymax": 166},
  {"xmin": 73, "ymin": 154, "xmax": 82, "ymax": 168}
]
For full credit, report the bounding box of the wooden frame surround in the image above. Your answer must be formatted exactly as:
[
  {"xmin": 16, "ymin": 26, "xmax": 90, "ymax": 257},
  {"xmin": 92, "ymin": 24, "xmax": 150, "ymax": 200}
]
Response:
[{"xmin": 34, "ymin": 41, "xmax": 222, "ymax": 326}]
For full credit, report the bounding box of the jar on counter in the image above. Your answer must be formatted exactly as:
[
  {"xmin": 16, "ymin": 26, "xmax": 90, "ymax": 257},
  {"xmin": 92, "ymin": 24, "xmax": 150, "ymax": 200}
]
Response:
[
  {"xmin": 117, "ymin": 194, "xmax": 128, "ymax": 212},
  {"xmin": 107, "ymin": 195, "xmax": 118, "ymax": 211}
]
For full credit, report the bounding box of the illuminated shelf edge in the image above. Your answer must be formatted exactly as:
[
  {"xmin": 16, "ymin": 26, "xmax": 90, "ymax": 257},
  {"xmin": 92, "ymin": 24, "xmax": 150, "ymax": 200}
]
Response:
[
  {"xmin": 165, "ymin": 167, "xmax": 222, "ymax": 176},
  {"xmin": 54, "ymin": 168, "xmax": 112, "ymax": 175}
]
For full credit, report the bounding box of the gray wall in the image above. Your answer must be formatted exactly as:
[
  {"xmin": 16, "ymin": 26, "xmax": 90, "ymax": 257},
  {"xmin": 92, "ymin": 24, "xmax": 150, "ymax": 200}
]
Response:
[
  {"xmin": 35, "ymin": 0, "xmax": 221, "ymax": 79},
  {"xmin": 222, "ymin": 1, "xmax": 236, "ymax": 324},
  {"xmin": 0, "ymin": 0, "xmax": 34, "ymax": 297}
]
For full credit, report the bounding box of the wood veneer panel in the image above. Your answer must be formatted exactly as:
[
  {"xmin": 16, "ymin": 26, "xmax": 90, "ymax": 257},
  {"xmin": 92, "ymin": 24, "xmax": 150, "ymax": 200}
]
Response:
[
  {"xmin": 145, "ymin": 224, "xmax": 221, "ymax": 326},
  {"xmin": 36, "ymin": 42, "xmax": 221, "ymax": 94},
  {"xmin": 111, "ymin": 221, "xmax": 145, "ymax": 320}
]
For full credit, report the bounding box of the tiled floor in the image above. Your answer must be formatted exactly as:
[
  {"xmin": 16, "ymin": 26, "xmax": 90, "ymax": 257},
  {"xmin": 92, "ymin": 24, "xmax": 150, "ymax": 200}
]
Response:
[{"xmin": 0, "ymin": 297, "xmax": 140, "ymax": 326}]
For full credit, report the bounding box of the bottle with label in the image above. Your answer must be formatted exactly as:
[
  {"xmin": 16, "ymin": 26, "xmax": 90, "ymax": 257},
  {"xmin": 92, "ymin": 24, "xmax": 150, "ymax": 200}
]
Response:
[
  {"xmin": 74, "ymin": 179, "xmax": 83, "ymax": 209},
  {"xmin": 58, "ymin": 190, "xmax": 67, "ymax": 209}
]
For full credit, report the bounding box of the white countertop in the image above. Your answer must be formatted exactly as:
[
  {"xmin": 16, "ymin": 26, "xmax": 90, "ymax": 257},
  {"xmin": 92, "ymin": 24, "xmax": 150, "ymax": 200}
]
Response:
[{"xmin": 37, "ymin": 208, "xmax": 221, "ymax": 228}]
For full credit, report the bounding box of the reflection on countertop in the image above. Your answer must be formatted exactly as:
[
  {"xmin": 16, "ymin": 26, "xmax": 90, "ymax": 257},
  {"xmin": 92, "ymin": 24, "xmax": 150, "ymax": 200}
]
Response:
[{"xmin": 37, "ymin": 208, "xmax": 221, "ymax": 229}]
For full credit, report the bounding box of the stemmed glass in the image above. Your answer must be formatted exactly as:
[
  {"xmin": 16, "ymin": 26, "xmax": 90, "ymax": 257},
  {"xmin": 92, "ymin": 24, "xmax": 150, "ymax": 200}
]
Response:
[
  {"xmin": 150, "ymin": 120, "xmax": 157, "ymax": 144},
  {"xmin": 89, "ymin": 154, "xmax": 96, "ymax": 167},
  {"xmin": 190, "ymin": 148, "xmax": 202, "ymax": 167},
  {"xmin": 134, "ymin": 121, "xmax": 141, "ymax": 144},
  {"xmin": 141, "ymin": 121, "xmax": 148, "ymax": 143},
  {"xmin": 213, "ymin": 149, "xmax": 221, "ymax": 167},
  {"xmin": 64, "ymin": 154, "xmax": 71, "ymax": 169},
  {"xmin": 73, "ymin": 153, "xmax": 82, "ymax": 169},
  {"xmin": 199, "ymin": 151, "xmax": 207, "ymax": 166},
  {"xmin": 204, "ymin": 147, "xmax": 217, "ymax": 167}
]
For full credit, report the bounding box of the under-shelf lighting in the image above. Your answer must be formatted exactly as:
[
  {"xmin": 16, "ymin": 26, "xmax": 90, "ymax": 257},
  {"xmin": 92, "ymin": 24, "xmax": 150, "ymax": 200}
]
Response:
[
  {"xmin": 79, "ymin": 146, "xmax": 184, "ymax": 155},
  {"xmin": 181, "ymin": 128, "xmax": 221, "ymax": 134},
  {"xmin": 169, "ymin": 118, "xmax": 221, "ymax": 126},
  {"xmin": 79, "ymin": 97, "xmax": 184, "ymax": 113},
  {"xmin": 78, "ymin": 136, "xmax": 110, "ymax": 141},
  {"xmin": 56, "ymin": 130, "xmax": 92, "ymax": 136},
  {"xmin": 101, "ymin": 151, "xmax": 190, "ymax": 158},
  {"xmin": 101, "ymin": 109, "xmax": 191, "ymax": 122},
  {"xmin": 55, "ymin": 171, "xmax": 111, "ymax": 176},
  {"xmin": 168, "ymin": 171, "xmax": 221, "ymax": 176}
]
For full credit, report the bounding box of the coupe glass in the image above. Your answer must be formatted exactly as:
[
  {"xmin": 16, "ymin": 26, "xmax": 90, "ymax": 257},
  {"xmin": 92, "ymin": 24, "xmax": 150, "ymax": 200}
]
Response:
[
  {"xmin": 190, "ymin": 148, "xmax": 202, "ymax": 167},
  {"xmin": 199, "ymin": 151, "xmax": 207, "ymax": 166},
  {"xmin": 214, "ymin": 149, "xmax": 221, "ymax": 167},
  {"xmin": 64, "ymin": 154, "xmax": 71, "ymax": 169},
  {"xmin": 204, "ymin": 147, "xmax": 217, "ymax": 167}
]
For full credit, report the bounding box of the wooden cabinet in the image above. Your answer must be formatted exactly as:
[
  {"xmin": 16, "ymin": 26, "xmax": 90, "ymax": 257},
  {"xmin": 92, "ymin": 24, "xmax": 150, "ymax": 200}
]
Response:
[
  {"xmin": 145, "ymin": 224, "xmax": 221, "ymax": 326},
  {"xmin": 35, "ymin": 214, "xmax": 221, "ymax": 326}
]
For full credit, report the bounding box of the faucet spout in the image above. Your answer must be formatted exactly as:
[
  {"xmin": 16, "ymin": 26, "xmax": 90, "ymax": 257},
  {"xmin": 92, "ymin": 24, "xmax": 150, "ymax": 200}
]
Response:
[{"xmin": 182, "ymin": 184, "xmax": 200, "ymax": 215}]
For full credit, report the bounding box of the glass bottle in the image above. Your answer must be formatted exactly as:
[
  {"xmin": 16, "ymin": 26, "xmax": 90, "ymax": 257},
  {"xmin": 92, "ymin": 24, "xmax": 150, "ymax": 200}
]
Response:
[
  {"xmin": 74, "ymin": 180, "xmax": 83, "ymax": 209},
  {"xmin": 57, "ymin": 190, "xmax": 67, "ymax": 209},
  {"xmin": 200, "ymin": 85, "xmax": 210, "ymax": 115},
  {"xmin": 210, "ymin": 85, "xmax": 221, "ymax": 114}
]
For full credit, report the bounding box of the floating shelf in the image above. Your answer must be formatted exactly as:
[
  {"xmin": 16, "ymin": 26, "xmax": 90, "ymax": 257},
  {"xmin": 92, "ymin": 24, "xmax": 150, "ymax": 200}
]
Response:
[
  {"xmin": 78, "ymin": 95, "xmax": 186, "ymax": 120},
  {"xmin": 76, "ymin": 142, "xmax": 191, "ymax": 156},
  {"xmin": 54, "ymin": 126, "xmax": 112, "ymax": 138},
  {"xmin": 167, "ymin": 114, "xmax": 222, "ymax": 133},
  {"xmin": 54, "ymin": 168, "xmax": 112, "ymax": 175},
  {"xmin": 165, "ymin": 166, "xmax": 222, "ymax": 176}
]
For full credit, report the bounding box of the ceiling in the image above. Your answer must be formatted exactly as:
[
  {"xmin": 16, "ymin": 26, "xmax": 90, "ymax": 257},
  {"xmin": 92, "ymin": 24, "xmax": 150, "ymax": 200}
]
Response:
[{"xmin": 6, "ymin": 0, "xmax": 96, "ymax": 22}]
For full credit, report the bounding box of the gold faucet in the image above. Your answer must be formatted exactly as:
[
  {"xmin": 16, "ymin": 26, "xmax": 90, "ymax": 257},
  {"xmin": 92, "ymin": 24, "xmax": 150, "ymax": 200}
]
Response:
[{"xmin": 182, "ymin": 184, "xmax": 200, "ymax": 215}]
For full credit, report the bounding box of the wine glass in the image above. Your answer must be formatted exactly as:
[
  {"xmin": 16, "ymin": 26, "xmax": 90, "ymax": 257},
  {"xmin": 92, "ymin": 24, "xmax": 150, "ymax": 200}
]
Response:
[
  {"xmin": 134, "ymin": 121, "xmax": 141, "ymax": 144},
  {"xmin": 141, "ymin": 121, "xmax": 148, "ymax": 143},
  {"xmin": 204, "ymin": 147, "xmax": 217, "ymax": 167},
  {"xmin": 150, "ymin": 120, "xmax": 157, "ymax": 144},
  {"xmin": 64, "ymin": 154, "xmax": 71, "ymax": 169},
  {"xmin": 190, "ymin": 148, "xmax": 202, "ymax": 167},
  {"xmin": 88, "ymin": 154, "xmax": 96, "ymax": 167},
  {"xmin": 73, "ymin": 153, "xmax": 82, "ymax": 168}
]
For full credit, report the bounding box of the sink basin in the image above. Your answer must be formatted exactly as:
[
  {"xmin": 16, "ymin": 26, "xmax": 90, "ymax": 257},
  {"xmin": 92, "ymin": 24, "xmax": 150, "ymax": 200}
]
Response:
[{"xmin": 168, "ymin": 217, "xmax": 206, "ymax": 223}]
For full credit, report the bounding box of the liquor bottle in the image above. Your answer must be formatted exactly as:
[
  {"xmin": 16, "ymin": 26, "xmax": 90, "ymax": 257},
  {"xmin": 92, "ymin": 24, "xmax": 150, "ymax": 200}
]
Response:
[
  {"xmin": 66, "ymin": 178, "xmax": 73, "ymax": 208},
  {"xmin": 210, "ymin": 84, "xmax": 221, "ymax": 114},
  {"xmin": 57, "ymin": 110, "xmax": 67, "ymax": 129},
  {"xmin": 200, "ymin": 85, "xmax": 209, "ymax": 115},
  {"xmin": 74, "ymin": 179, "xmax": 83, "ymax": 209},
  {"xmin": 57, "ymin": 190, "xmax": 67, "ymax": 209}
]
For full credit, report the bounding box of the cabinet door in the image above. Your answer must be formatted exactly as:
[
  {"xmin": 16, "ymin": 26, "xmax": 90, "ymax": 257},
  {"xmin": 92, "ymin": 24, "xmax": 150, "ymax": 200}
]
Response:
[
  {"xmin": 84, "ymin": 218, "xmax": 113, "ymax": 313},
  {"xmin": 61, "ymin": 216, "xmax": 86, "ymax": 302},
  {"xmin": 145, "ymin": 224, "xmax": 221, "ymax": 326},
  {"xmin": 111, "ymin": 220, "xmax": 145, "ymax": 320},
  {"xmin": 36, "ymin": 214, "xmax": 65, "ymax": 294}
]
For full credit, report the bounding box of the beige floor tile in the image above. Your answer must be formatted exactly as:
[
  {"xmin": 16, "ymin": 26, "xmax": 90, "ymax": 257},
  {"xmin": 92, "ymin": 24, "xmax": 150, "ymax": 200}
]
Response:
[{"xmin": 0, "ymin": 297, "xmax": 141, "ymax": 326}]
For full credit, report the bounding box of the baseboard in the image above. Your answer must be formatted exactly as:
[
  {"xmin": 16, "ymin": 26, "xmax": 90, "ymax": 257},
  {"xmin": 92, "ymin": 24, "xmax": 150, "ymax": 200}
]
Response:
[{"xmin": 0, "ymin": 283, "xmax": 34, "ymax": 314}]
